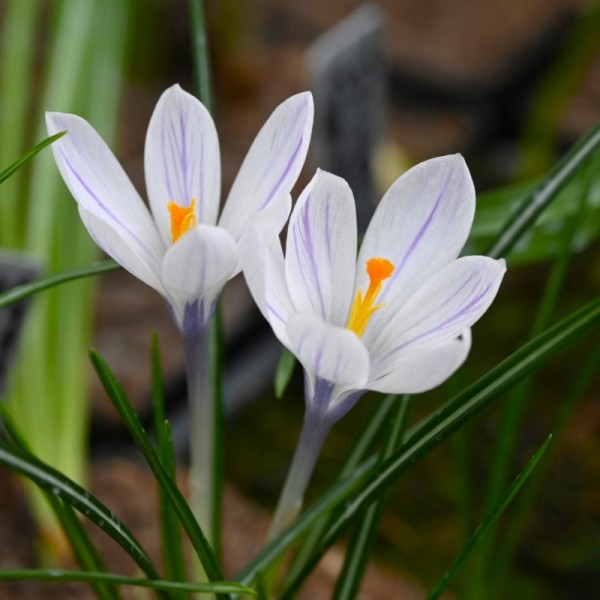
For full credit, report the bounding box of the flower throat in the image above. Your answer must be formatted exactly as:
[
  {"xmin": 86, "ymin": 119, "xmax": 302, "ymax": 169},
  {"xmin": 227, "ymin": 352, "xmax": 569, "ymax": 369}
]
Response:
[{"xmin": 168, "ymin": 198, "xmax": 197, "ymax": 242}]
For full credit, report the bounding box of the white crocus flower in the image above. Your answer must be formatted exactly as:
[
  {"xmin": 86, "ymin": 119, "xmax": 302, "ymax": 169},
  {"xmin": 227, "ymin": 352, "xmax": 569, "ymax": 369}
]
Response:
[
  {"xmin": 242, "ymin": 156, "xmax": 506, "ymax": 537},
  {"xmin": 46, "ymin": 84, "xmax": 314, "ymax": 545}
]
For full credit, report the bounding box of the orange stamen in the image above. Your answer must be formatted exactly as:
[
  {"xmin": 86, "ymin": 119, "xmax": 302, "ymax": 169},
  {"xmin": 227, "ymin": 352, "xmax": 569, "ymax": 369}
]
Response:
[
  {"xmin": 168, "ymin": 198, "xmax": 197, "ymax": 243},
  {"xmin": 347, "ymin": 257, "xmax": 394, "ymax": 337}
]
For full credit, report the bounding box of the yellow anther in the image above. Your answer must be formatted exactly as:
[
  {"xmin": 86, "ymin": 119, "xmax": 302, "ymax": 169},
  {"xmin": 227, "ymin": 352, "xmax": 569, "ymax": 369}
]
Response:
[
  {"xmin": 347, "ymin": 257, "xmax": 394, "ymax": 337},
  {"xmin": 168, "ymin": 198, "xmax": 197, "ymax": 243}
]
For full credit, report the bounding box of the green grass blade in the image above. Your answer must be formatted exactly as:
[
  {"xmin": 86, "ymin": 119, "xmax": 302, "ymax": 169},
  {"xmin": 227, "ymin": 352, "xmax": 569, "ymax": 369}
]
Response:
[
  {"xmin": 330, "ymin": 395, "xmax": 414, "ymax": 600},
  {"xmin": 485, "ymin": 118, "xmax": 600, "ymax": 259},
  {"xmin": 426, "ymin": 435, "xmax": 553, "ymax": 600},
  {"xmin": 0, "ymin": 442, "xmax": 163, "ymax": 585},
  {"xmin": 0, "ymin": 403, "xmax": 120, "ymax": 600},
  {"xmin": 236, "ymin": 296, "xmax": 600, "ymax": 584},
  {"xmin": 0, "ymin": 570, "xmax": 256, "ymax": 596},
  {"xmin": 274, "ymin": 348, "xmax": 297, "ymax": 399},
  {"xmin": 189, "ymin": 0, "xmax": 213, "ymax": 113},
  {"xmin": 0, "ymin": 260, "xmax": 119, "ymax": 309},
  {"xmin": 0, "ymin": 132, "xmax": 65, "ymax": 185},
  {"xmin": 151, "ymin": 335, "xmax": 186, "ymax": 596},
  {"xmin": 89, "ymin": 349, "xmax": 225, "ymax": 588}
]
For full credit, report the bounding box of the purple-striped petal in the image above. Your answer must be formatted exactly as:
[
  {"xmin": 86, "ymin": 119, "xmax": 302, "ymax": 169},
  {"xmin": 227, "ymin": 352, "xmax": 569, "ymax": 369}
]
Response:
[
  {"xmin": 369, "ymin": 329, "xmax": 471, "ymax": 394},
  {"xmin": 285, "ymin": 170, "xmax": 357, "ymax": 325},
  {"xmin": 240, "ymin": 226, "xmax": 294, "ymax": 347},
  {"xmin": 145, "ymin": 84, "xmax": 221, "ymax": 246},
  {"xmin": 355, "ymin": 155, "xmax": 475, "ymax": 311},
  {"xmin": 219, "ymin": 92, "xmax": 314, "ymax": 241},
  {"xmin": 46, "ymin": 112, "xmax": 164, "ymax": 280},
  {"xmin": 369, "ymin": 256, "xmax": 505, "ymax": 367},
  {"xmin": 160, "ymin": 224, "xmax": 238, "ymax": 329},
  {"xmin": 286, "ymin": 312, "xmax": 369, "ymax": 388}
]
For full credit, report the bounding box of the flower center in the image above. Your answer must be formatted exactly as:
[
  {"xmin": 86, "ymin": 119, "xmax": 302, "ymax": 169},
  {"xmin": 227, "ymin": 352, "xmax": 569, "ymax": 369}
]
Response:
[
  {"xmin": 167, "ymin": 199, "xmax": 197, "ymax": 243},
  {"xmin": 347, "ymin": 257, "xmax": 394, "ymax": 337}
]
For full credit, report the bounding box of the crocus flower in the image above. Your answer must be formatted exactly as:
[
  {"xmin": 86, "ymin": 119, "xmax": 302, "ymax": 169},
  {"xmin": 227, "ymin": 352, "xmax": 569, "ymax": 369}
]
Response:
[
  {"xmin": 242, "ymin": 156, "xmax": 506, "ymax": 536},
  {"xmin": 46, "ymin": 84, "xmax": 314, "ymax": 544}
]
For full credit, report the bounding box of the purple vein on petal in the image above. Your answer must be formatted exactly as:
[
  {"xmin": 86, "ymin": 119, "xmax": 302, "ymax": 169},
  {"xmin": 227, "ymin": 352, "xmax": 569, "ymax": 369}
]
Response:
[
  {"xmin": 59, "ymin": 148, "xmax": 158, "ymax": 263},
  {"xmin": 160, "ymin": 118, "xmax": 175, "ymax": 201},
  {"xmin": 178, "ymin": 101, "xmax": 190, "ymax": 206},
  {"xmin": 266, "ymin": 301, "xmax": 285, "ymax": 324},
  {"xmin": 258, "ymin": 102, "xmax": 306, "ymax": 211}
]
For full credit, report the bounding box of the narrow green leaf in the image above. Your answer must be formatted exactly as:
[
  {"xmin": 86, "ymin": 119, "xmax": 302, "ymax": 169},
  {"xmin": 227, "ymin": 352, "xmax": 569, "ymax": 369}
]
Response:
[
  {"xmin": 485, "ymin": 118, "xmax": 600, "ymax": 259},
  {"xmin": 0, "ymin": 442, "xmax": 162, "ymax": 584},
  {"xmin": 0, "ymin": 403, "xmax": 120, "ymax": 600},
  {"xmin": 0, "ymin": 260, "xmax": 119, "ymax": 309},
  {"xmin": 0, "ymin": 132, "xmax": 65, "ymax": 185},
  {"xmin": 236, "ymin": 295, "xmax": 600, "ymax": 584},
  {"xmin": 0, "ymin": 570, "xmax": 256, "ymax": 595},
  {"xmin": 189, "ymin": 0, "xmax": 213, "ymax": 113},
  {"xmin": 426, "ymin": 435, "xmax": 553, "ymax": 600},
  {"xmin": 274, "ymin": 348, "xmax": 297, "ymax": 399},
  {"xmin": 151, "ymin": 335, "xmax": 186, "ymax": 596},
  {"xmin": 89, "ymin": 349, "xmax": 225, "ymax": 588}
]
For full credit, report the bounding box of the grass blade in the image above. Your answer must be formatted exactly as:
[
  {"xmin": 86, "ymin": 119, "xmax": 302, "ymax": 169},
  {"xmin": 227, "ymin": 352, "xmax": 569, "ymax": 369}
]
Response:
[
  {"xmin": 0, "ymin": 132, "xmax": 65, "ymax": 185},
  {"xmin": 0, "ymin": 260, "xmax": 119, "ymax": 309},
  {"xmin": 0, "ymin": 570, "xmax": 256, "ymax": 596},
  {"xmin": 426, "ymin": 435, "xmax": 553, "ymax": 600},
  {"xmin": 89, "ymin": 349, "xmax": 225, "ymax": 588},
  {"xmin": 189, "ymin": 0, "xmax": 213, "ymax": 113},
  {"xmin": 236, "ymin": 295, "xmax": 600, "ymax": 584},
  {"xmin": 274, "ymin": 348, "xmax": 297, "ymax": 399}
]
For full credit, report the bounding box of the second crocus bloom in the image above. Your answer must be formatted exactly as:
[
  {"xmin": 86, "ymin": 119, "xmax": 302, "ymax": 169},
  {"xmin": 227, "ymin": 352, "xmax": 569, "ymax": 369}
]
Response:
[{"xmin": 242, "ymin": 155, "xmax": 506, "ymax": 536}]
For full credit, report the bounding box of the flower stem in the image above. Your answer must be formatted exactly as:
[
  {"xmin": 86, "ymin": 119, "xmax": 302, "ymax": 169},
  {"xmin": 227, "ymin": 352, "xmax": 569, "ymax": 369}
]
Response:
[
  {"xmin": 268, "ymin": 409, "xmax": 330, "ymax": 542},
  {"xmin": 183, "ymin": 323, "xmax": 221, "ymax": 555}
]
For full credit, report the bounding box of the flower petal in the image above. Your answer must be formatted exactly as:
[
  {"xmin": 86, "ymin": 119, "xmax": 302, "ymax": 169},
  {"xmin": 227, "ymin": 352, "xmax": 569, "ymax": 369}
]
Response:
[
  {"xmin": 46, "ymin": 112, "xmax": 164, "ymax": 272},
  {"xmin": 369, "ymin": 329, "xmax": 471, "ymax": 394},
  {"xmin": 160, "ymin": 224, "xmax": 238, "ymax": 328},
  {"xmin": 240, "ymin": 226, "xmax": 294, "ymax": 347},
  {"xmin": 219, "ymin": 91, "xmax": 314, "ymax": 241},
  {"xmin": 356, "ymin": 155, "xmax": 475, "ymax": 309},
  {"xmin": 145, "ymin": 84, "xmax": 221, "ymax": 245},
  {"xmin": 370, "ymin": 256, "xmax": 506, "ymax": 367},
  {"xmin": 286, "ymin": 312, "xmax": 369, "ymax": 388},
  {"xmin": 79, "ymin": 206, "xmax": 164, "ymax": 293},
  {"xmin": 285, "ymin": 170, "xmax": 357, "ymax": 325}
]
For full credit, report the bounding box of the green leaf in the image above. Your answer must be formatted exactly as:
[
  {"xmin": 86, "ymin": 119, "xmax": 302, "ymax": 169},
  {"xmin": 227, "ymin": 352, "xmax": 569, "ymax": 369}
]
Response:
[
  {"xmin": 0, "ymin": 132, "xmax": 65, "ymax": 185},
  {"xmin": 274, "ymin": 348, "xmax": 296, "ymax": 399},
  {"xmin": 236, "ymin": 295, "xmax": 600, "ymax": 584},
  {"xmin": 89, "ymin": 349, "xmax": 225, "ymax": 588},
  {"xmin": 0, "ymin": 570, "xmax": 256, "ymax": 596},
  {"xmin": 151, "ymin": 335, "xmax": 186, "ymax": 597},
  {"xmin": 0, "ymin": 442, "xmax": 162, "ymax": 584},
  {"xmin": 0, "ymin": 260, "xmax": 119, "ymax": 309},
  {"xmin": 480, "ymin": 117, "xmax": 600, "ymax": 260},
  {"xmin": 426, "ymin": 435, "xmax": 553, "ymax": 600}
]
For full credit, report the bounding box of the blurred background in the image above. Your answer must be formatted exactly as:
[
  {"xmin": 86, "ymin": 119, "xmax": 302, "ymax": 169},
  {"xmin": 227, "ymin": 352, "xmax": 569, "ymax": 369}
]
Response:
[{"xmin": 0, "ymin": 0, "xmax": 599, "ymax": 598}]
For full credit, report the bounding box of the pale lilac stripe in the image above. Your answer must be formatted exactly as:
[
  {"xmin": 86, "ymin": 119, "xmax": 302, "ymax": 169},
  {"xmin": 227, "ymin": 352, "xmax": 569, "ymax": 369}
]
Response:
[{"xmin": 59, "ymin": 148, "xmax": 158, "ymax": 262}]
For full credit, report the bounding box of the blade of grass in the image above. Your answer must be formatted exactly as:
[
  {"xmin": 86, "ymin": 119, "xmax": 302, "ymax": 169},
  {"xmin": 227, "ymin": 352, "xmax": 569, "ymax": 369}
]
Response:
[
  {"xmin": 0, "ymin": 570, "xmax": 256, "ymax": 596},
  {"xmin": 236, "ymin": 295, "xmax": 600, "ymax": 584},
  {"xmin": 330, "ymin": 395, "xmax": 414, "ymax": 600},
  {"xmin": 0, "ymin": 403, "xmax": 121, "ymax": 600},
  {"xmin": 426, "ymin": 435, "xmax": 553, "ymax": 600},
  {"xmin": 89, "ymin": 349, "xmax": 225, "ymax": 588},
  {"xmin": 189, "ymin": 0, "xmax": 213, "ymax": 113},
  {"xmin": 0, "ymin": 442, "xmax": 164, "ymax": 586},
  {"xmin": 274, "ymin": 348, "xmax": 297, "ymax": 399},
  {"xmin": 0, "ymin": 132, "xmax": 66, "ymax": 185},
  {"xmin": 0, "ymin": 260, "xmax": 119, "ymax": 309},
  {"xmin": 151, "ymin": 334, "xmax": 186, "ymax": 596}
]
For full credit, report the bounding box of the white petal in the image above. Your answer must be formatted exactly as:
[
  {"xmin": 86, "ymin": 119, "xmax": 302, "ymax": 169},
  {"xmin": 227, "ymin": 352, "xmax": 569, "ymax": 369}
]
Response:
[
  {"xmin": 370, "ymin": 256, "xmax": 505, "ymax": 366},
  {"xmin": 160, "ymin": 224, "xmax": 238, "ymax": 327},
  {"xmin": 219, "ymin": 92, "xmax": 314, "ymax": 241},
  {"xmin": 356, "ymin": 155, "xmax": 475, "ymax": 309},
  {"xmin": 79, "ymin": 206, "xmax": 164, "ymax": 293},
  {"xmin": 145, "ymin": 84, "xmax": 221, "ymax": 246},
  {"xmin": 46, "ymin": 112, "xmax": 164, "ymax": 270},
  {"xmin": 286, "ymin": 312, "xmax": 369, "ymax": 387},
  {"xmin": 285, "ymin": 170, "xmax": 357, "ymax": 325},
  {"xmin": 369, "ymin": 329, "xmax": 472, "ymax": 394},
  {"xmin": 240, "ymin": 226, "xmax": 294, "ymax": 346}
]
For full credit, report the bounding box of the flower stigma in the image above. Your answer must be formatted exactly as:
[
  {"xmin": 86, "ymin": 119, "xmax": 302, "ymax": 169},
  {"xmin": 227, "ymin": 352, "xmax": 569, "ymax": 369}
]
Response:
[
  {"xmin": 168, "ymin": 198, "xmax": 197, "ymax": 243},
  {"xmin": 347, "ymin": 257, "xmax": 394, "ymax": 337}
]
